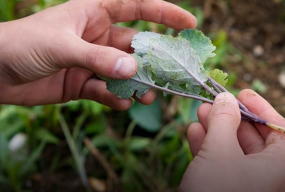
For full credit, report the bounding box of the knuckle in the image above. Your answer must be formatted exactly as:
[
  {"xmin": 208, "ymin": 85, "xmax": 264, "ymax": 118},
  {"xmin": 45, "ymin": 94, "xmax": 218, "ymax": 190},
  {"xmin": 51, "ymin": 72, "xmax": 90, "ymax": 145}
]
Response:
[
  {"xmin": 85, "ymin": 47, "xmax": 106, "ymax": 71},
  {"xmin": 210, "ymin": 103, "xmax": 239, "ymax": 119}
]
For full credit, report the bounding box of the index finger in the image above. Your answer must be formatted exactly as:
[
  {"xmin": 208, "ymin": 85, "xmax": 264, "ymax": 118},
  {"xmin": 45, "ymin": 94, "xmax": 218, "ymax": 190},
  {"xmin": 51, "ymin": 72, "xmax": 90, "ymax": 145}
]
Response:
[{"xmin": 101, "ymin": 0, "xmax": 197, "ymax": 29}]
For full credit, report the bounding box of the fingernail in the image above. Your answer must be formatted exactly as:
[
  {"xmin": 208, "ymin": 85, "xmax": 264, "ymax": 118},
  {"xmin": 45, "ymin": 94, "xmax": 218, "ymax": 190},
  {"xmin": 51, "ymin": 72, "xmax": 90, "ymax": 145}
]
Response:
[
  {"xmin": 115, "ymin": 57, "xmax": 136, "ymax": 78},
  {"xmin": 214, "ymin": 92, "xmax": 237, "ymax": 105}
]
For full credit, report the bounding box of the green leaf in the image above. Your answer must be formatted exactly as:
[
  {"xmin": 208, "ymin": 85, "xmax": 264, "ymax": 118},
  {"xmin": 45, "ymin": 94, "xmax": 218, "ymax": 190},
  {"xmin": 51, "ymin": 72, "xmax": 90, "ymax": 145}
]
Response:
[
  {"xmin": 84, "ymin": 118, "xmax": 106, "ymax": 135},
  {"xmin": 251, "ymin": 79, "xmax": 267, "ymax": 93},
  {"xmin": 20, "ymin": 141, "xmax": 45, "ymax": 176},
  {"xmin": 89, "ymin": 135, "xmax": 121, "ymax": 159},
  {"xmin": 208, "ymin": 69, "xmax": 228, "ymax": 86},
  {"xmin": 90, "ymin": 101, "xmax": 103, "ymax": 115},
  {"xmin": 0, "ymin": 134, "xmax": 8, "ymax": 164},
  {"xmin": 179, "ymin": 29, "xmax": 216, "ymax": 63},
  {"xmin": 148, "ymin": 36, "xmax": 207, "ymax": 93},
  {"xmin": 128, "ymin": 137, "xmax": 151, "ymax": 152},
  {"xmin": 128, "ymin": 99, "xmax": 162, "ymax": 132},
  {"xmin": 106, "ymin": 30, "xmax": 221, "ymax": 104},
  {"xmin": 0, "ymin": 120, "xmax": 24, "ymax": 138},
  {"xmin": 106, "ymin": 54, "xmax": 154, "ymax": 99},
  {"xmin": 177, "ymin": 98, "xmax": 202, "ymax": 124},
  {"xmin": 91, "ymin": 135, "xmax": 118, "ymax": 149},
  {"xmin": 34, "ymin": 128, "xmax": 59, "ymax": 144}
]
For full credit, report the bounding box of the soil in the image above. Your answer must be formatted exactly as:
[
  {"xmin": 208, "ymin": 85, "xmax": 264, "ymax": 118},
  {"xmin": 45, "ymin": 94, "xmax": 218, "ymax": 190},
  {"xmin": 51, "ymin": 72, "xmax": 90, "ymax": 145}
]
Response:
[{"xmin": 193, "ymin": 0, "xmax": 285, "ymax": 115}]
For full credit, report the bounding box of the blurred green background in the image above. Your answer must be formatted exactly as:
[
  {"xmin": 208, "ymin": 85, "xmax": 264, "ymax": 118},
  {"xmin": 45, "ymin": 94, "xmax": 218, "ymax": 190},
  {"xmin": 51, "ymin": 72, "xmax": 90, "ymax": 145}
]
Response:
[{"xmin": 1, "ymin": 0, "xmax": 285, "ymax": 191}]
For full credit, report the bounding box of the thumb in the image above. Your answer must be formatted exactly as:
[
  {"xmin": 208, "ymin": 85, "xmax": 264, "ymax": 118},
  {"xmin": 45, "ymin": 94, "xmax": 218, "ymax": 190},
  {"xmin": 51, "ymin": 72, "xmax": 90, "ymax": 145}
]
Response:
[
  {"xmin": 62, "ymin": 37, "xmax": 137, "ymax": 79},
  {"xmin": 205, "ymin": 92, "xmax": 242, "ymax": 154}
]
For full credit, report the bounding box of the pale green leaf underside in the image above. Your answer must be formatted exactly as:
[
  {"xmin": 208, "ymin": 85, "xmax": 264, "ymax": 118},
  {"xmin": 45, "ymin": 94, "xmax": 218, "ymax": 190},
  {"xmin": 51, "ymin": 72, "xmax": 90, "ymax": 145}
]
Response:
[
  {"xmin": 148, "ymin": 36, "xmax": 207, "ymax": 89},
  {"xmin": 179, "ymin": 29, "xmax": 216, "ymax": 63},
  {"xmin": 106, "ymin": 29, "xmax": 228, "ymax": 101},
  {"xmin": 131, "ymin": 31, "xmax": 161, "ymax": 56}
]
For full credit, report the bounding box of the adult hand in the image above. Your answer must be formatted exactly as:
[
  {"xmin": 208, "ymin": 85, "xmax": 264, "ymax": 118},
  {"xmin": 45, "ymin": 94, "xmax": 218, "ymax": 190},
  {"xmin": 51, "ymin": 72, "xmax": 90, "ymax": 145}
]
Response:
[
  {"xmin": 0, "ymin": 0, "xmax": 196, "ymax": 109},
  {"xmin": 180, "ymin": 89, "xmax": 285, "ymax": 192}
]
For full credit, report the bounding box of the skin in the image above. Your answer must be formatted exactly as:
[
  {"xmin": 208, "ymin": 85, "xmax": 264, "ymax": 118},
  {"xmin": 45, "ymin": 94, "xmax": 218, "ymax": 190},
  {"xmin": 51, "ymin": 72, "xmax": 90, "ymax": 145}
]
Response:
[
  {"xmin": 0, "ymin": 0, "xmax": 197, "ymax": 109},
  {"xmin": 180, "ymin": 89, "xmax": 285, "ymax": 192}
]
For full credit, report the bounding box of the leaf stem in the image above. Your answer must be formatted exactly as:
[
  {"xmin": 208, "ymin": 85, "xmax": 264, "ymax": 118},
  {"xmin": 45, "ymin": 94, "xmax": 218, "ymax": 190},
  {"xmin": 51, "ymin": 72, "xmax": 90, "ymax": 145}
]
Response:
[
  {"xmin": 208, "ymin": 79, "xmax": 222, "ymax": 93},
  {"xmin": 131, "ymin": 78, "xmax": 214, "ymax": 104},
  {"xmin": 208, "ymin": 78, "xmax": 251, "ymax": 112},
  {"xmin": 181, "ymin": 61, "xmax": 218, "ymax": 96}
]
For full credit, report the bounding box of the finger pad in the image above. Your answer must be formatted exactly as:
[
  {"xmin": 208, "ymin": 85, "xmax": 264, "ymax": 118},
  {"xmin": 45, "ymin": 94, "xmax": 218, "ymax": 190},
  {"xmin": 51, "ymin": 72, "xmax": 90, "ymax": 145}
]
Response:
[
  {"xmin": 187, "ymin": 123, "xmax": 206, "ymax": 156},
  {"xmin": 135, "ymin": 90, "xmax": 156, "ymax": 105},
  {"xmin": 197, "ymin": 103, "xmax": 212, "ymax": 128}
]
